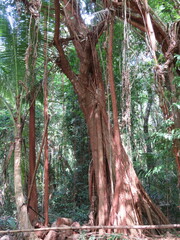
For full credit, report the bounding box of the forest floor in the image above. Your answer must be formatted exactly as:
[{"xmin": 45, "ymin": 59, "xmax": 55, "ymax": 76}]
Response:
[
  {"xmin": 113, "ymin": 232, "xmax": 180, "ymax": 240},
  {"xmin": 123, "ymin": 236, "xmax": 179, "ymax": 240},
  {"xmin": 121, "ymin": 237, "xmax": 180, "ymax": 240},
  {"xmin": 81, "ymin": 232, "xmax": 180, "ymax": 239},
  {"xmin": 0, "ymin": 234, "xmax": 180, "ymax": 240},
  {"xmin": 86, "ymin": 231, "xmax": 180, "ymax": 240}
]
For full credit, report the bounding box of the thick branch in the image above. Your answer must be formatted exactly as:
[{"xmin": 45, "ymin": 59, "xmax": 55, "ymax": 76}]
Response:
[
  {"xmin": 111, "ymin": 0, "xmax": 169, "ymax": 53},
  {"xmin": 53, "ymin": 0, "xmax": 77, "ymax": 82}
]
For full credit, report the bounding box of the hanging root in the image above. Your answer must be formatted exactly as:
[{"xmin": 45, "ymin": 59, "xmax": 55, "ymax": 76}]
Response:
[{"xmin": 138, "ymin": 182, "xmax": 170, "ymax": 235}]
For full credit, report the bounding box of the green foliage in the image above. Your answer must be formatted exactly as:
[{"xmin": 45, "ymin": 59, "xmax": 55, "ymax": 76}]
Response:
[
  {"xmin": 49, "ymin": 187, "xmax": 89, "ymax": 223},
  {"xmin": 78, "ymin": 233, "xmax": 126, "ymax": 240},
  {"xmin": 66, "ymin": 44, "xmax": 80, "ymax": 74},
  {"xmin": 0, "ymin": 217, "xmax": 17, "ymax": 230},
  {"xmin": 47, "ymin": 73, "xmax": 90, "ymax": 224},
  {"xmin": 149, "ymin": 0, "xmax": 180, "ymax": 22},
  {"xmin": 136, "ymin": 119, "xmax": 179, "ymax": 221},
  {"xmin": 174, "ymin": 54, "xmax": 180, "ymax": 71},
  {"xmin": 0, "ymin": 186, "xmax": 16, "ymax": 218}
]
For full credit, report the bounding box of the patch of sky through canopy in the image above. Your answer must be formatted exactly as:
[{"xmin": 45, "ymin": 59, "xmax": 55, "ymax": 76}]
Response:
[{"xmin": 80, "ymin": 0, "xmax": 97, "ymax": 25}]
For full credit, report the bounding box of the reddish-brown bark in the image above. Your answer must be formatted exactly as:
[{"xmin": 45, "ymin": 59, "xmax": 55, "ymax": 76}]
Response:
[
  {"xmin": 28, "ymin": 95, "xmax": 38, "ymax": 224},
  {"xmin": 110, "ymin": 0, "xmax": 180, "ymax": 185},
  {"xmin": 25, "ymin": 3, "xmax": 41, "ymax": 226},
  {"xmin": 43, "ymin": 14, "xmax": 49, "ymax": 226},
  {"xmin": 107, "ymin": 16, "xmax": 124, "ymax": 228},
  {"xmin": 53, "ymin": 0, "xmax": 169, "ymax": 235},
  {"xmin": 14, "ymin": 98, "xmax": 39, "ymax": 240},
  {"xmin": 111, "ymin": 0, "xmax": 169, "ymax": 53}
]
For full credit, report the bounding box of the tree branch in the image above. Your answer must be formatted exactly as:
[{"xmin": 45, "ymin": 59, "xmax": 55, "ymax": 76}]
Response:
[
  {"xmin": 53, "ymin": 0, "xmax": 77, "ymax": 82},
  {"xmin": 112, "ymin": 0, "xmax": 169, "ymax": 53}
]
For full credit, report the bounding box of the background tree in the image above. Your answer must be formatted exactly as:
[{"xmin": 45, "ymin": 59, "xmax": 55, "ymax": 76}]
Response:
[
  {"xmin": 43, "ymin": 11, "xmax": 49, "ymax": 226},
  {"xmin": 0, "ymin": 1, "xmax": 40, "ymax": 238},
  {"xmin": 26, "ymin": 9, "xmax": 40, "ymax": 225}
]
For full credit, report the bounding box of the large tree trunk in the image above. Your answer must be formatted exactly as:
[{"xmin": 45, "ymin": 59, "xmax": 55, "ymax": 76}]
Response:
[
  {"xmin": 76, "ymin": 41, "xmax": 169, "ymax": 234},
  {"xmin": 54, "ymin": 0, "xmax": 169, "ymax": 235}
]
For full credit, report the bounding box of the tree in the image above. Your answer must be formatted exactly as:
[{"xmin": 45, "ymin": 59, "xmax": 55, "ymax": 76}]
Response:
[
  {"xmin": 143, "ymin": 87, "xmax": 155, "ymax": 171},
  {"xmin": 111, "ymin": 0, "xmax": 180, "ymax": 186},
  {"xmin": 43, "ymin": 12, "xmax": 49, "ymax": 226},
  {"xmin": 0, "ymin": 1, "xmax": 40, "ymax": 238},
  {"xmin": 26, "ymin": 14, "xmax": 39, "ymax": 226},
  {"xmin": 53, "ymin": 0, "xmax": 170, "ymax": 234}
]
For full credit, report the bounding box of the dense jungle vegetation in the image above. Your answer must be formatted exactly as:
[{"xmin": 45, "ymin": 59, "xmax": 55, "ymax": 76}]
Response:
[{"xmin": 0, "ymin": 0, "xmax": 179, "ymax": 239}]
